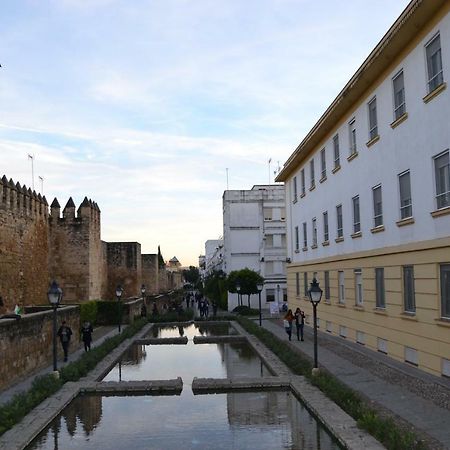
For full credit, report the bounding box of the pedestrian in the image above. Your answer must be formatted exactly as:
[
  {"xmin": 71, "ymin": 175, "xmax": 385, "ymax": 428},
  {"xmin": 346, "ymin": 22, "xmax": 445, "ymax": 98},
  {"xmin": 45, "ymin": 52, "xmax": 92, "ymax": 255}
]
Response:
[
  {"xmin": 81, "ymin": 321, "xmax": 94, "ymax": 352},
  {"xmin": 212, "ymin": 301, "xmax": 218, "ymax": 318},
  {"xmin": 283, "ymin": 309, "xmax": 294, "ymax": 341},
  {"xmin": 204, "ymin": 299, "xmax": 209, "ymax": 318},
  {"xmin": 141, "ymin": 303, "xmax": 147, "ymax": 317},
  {"xmin": 57, "ymin": 320, "xmax": 73, "ymax": 362},
  {"xmin": 14, "ymin": 304, "xmax": 22, "ymax": 315},
  {"xmin": 294, "ymin": 307, "xmax": 305, "ymax": 341}
]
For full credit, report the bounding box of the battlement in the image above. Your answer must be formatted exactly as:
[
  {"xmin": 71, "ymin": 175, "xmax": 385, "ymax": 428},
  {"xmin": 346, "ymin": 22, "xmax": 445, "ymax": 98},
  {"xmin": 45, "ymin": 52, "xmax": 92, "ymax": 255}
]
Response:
[
  {"xmin": 0, "ymin": 175, "xmax": 48, "ymax": 220},
  {"xmin": 50, "ymin": 195, "xmax": 101, "ymax": 228}
]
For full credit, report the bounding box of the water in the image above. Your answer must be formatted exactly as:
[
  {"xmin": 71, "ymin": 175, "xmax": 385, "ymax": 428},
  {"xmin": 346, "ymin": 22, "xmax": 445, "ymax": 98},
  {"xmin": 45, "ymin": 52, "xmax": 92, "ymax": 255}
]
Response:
[
  {"xmin": 147, "ymin": 322, "xmax": 238, "ymax": 339},
  {"xmin": 102, "ymin": 340, "xmax": 272, "ymax": 382},
  {"xmin": 27, "ymin": 391, "xmax": 341, "ymax": 450}
]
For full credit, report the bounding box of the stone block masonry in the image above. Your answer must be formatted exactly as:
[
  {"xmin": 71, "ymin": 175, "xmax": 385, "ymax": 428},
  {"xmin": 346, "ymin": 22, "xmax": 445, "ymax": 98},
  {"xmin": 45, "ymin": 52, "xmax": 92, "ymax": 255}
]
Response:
[{"xmin": 0, "ymin": 306, "xmax": 80, "ymax": 391}]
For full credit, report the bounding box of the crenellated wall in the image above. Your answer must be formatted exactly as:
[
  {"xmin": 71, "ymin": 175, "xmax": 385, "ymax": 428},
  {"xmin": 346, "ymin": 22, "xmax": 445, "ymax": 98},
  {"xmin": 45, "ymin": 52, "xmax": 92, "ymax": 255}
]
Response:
[{"xmin": 142, "ymin": 254, "xmax": 159, "ymax": 294}]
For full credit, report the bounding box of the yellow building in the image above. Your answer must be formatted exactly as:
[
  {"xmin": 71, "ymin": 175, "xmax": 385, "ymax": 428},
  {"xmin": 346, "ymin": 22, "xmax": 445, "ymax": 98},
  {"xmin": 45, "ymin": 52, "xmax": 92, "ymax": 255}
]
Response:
[{"xmin": 276, "ymin": 0, "xmax": 450, "ymax": 377}]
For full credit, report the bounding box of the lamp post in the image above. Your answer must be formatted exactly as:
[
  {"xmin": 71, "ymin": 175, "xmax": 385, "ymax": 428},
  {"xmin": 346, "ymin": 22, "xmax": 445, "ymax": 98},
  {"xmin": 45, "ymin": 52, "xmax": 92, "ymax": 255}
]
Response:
[
  {"xmin": 256, "ymin": 281, "xmax": 264, "ymax": 326},
  {"xmin": 141, "ymin": 284, "xmax": 146, "ymax": 300},
  {"xmin": 47, "ymin": 281, "xmax": 62, "ymax": 372},
  {"xmin": 276, "ymin": 284, "xmax": 281, "ymax": 312},
  {"xmin": 236, "ymin": 281, "xmax": 241, "ymax": 307},
  {"xmin": 116, "ymin": 285, "xmax": 123, "ymax": 333},
  {"xmin": 308, "ymin": 277, "xmax": 323, "ymax": 372}
]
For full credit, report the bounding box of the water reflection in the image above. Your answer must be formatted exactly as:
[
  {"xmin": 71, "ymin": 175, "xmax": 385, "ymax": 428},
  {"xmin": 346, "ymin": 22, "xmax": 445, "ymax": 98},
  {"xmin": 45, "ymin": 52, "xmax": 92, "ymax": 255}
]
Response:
[
  {"xmin": 27, "ymin": 391, "xmax": 341, "ymax": 450},
  {"xmin": 104, "ymin": 341, "xmax": 272, "ymax": 383},
  {"xmin": 149, "ymin": 323, "xmax": 237, "ymax": 339}
]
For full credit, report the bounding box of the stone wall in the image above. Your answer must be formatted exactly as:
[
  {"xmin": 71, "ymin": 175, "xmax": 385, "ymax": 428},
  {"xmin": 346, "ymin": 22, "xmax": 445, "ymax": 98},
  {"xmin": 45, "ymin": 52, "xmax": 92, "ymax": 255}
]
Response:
[
  {"xmin": 0, "ymin": 306, "xmax": 80, "ymax": 391},
  {"xmin": 106, "ymin": 242, "xmax": 142, "ymax": 300},
  {"xmin": 0, "ymin": 177, "xmax": 50, "ymax": 312},
  {"xmin": 142, "ymin": 254, "xmax": 159, "ymax": 294}
]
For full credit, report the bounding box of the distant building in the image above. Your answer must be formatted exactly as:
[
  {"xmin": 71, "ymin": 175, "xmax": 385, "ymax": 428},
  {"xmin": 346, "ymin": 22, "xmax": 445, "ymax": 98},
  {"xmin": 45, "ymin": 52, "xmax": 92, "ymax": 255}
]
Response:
[
  {"xmin": 204, "ymin": 239, "xmax": 224, "ymax": 275},
  {"xmin": 276, "ymin": 0, "xmax": 450, "ymax": 377},
  {"xmin": 223, "ymin": 185, "xmax": 287, "ymax": 311}
]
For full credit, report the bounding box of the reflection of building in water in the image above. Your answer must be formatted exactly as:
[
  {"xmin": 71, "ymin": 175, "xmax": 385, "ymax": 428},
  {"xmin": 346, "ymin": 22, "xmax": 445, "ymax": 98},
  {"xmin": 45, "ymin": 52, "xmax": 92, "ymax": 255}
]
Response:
[
  {"xmin": 122, "ymin": 344, "xmax": 147, "ymax": 365},
  {"xmin": 226, "ymin": 391, "xmax": 324, "ymax": 449},
  {"xmin": 62, "ymin": 394, "xmax": 103, "ymax": 437}
]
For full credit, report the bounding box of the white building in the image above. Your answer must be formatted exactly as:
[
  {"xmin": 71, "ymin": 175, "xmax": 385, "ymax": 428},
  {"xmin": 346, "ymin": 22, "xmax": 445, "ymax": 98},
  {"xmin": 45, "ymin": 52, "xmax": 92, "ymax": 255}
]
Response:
[
  {"xmin": 204, "ymin": 239, "xmax": 224, "ymax": 275},
  {"xmin": 277, "ymin": 0, "xmax": 450, "ymax": 376},
  {"xmin": 223, "ymin": 185, "xmax": 287, "ymax": 311}
]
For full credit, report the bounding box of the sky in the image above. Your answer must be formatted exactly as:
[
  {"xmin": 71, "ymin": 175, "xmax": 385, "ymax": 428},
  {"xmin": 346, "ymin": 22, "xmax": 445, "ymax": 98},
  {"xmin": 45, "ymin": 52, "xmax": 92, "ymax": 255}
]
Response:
[{"xmin": 0, "ymin": 0, "xmax": 410, "ymax": 266}]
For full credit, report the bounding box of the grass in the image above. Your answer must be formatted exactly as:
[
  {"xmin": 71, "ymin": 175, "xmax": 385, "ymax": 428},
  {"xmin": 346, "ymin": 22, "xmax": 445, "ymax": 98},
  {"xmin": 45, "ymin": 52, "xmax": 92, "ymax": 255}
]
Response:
[
  {"xmin": 0, "ymin": 317, "xmax": 148, "ymax": 437},
  {"xmin": 236, "ymin": 316, "xmax": 427, "ymax": 450}
]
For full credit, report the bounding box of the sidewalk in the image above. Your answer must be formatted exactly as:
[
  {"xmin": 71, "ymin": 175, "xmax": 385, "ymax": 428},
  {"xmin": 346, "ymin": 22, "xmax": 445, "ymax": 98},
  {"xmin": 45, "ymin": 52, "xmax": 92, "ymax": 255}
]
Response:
[
  {"xmin": 0, "ymin": 325, "xmax": 121, "ymax": 406},
  {"xmin": 261, "ymin": 319, "xmax": 450, "ymax": 449}
]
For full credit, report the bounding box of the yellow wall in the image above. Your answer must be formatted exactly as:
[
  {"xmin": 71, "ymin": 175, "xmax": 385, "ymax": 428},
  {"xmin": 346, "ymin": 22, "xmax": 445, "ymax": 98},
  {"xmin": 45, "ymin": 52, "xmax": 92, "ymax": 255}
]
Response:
[{"xmin": 287, "ymin": 237, "xmax": 450, "ymax": 377}]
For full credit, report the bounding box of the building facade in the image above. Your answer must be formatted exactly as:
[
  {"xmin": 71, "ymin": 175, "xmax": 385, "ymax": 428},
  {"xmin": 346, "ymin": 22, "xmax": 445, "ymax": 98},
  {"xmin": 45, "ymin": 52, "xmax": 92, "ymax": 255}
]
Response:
[
  {"xmin": 223, "ymin": 185, "xmax": 287, "ymax": 311},
  {"xmin": 277, "ymin": 0, "xmax": 450, "ymax": 377},
  {"xmin": 204, "ymin": 239, "xmax": 224, "ymax": 275}
]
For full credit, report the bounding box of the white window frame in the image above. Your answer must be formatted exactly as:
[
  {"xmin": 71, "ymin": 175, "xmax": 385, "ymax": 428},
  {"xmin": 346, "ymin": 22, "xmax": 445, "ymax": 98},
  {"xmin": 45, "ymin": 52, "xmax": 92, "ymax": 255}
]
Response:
[
  {"xmin": 323, "ymin": 211, "xmax": 329, "ymax": 242},
  {"xmin": 354, "ymin": 269, "xmax": 363, "ymax": 306},
  {"xmin": 294, "ymin": 226, "xmax": 299, "ymax": 252},
  {"xmin": 368, "ymin": 97, "xmax": 378, "ymax": 140},
  {"xmin": 398, "ymin": 170, "xmax": 413, "ymax": 219},
  {"xmin": 310, "ymin": 159, "xmax": 315, "ymax": 188},
  {"xmin": 293, "ymin": 176, "xmax": 298, "ymax": 203},
  {"xmin": 301, "ymin": 169, "xmax": 306, "ymax": 196},
  {"xmin": 336, "ymin": 204, "xmax": 343, "ymax": 238},
  {"xmin": 320, "ymin": 148, "xmax": 326, "ymax": 179},
  {"xmin": 302, "ymin": 222, "xmax": 307, "ymax": 249},
  {"xmin": 403, "ymin": 265, "xmax": 416, "ymax": 313},
  {"xmin": 425, "ymin": 33, "xmax": 444, "ymax": 93},
  {"xmin": 372, "ymin": 185, "xmax": 383, "ymax": 227},
  {"xmin": 352, "ymin": 195, "xmax": 360, "ymax": 233},
  {"xmin": 392, "ymin": 70, "xmax": 406, "ymax": 120},
  {"xmin": 348, "ymin": 118, "xmax": 357, "ymax": 155},
  {"xmin": 296, "ymin": 272, "xmax": 300, "ymax": 296},
  {"xmin": 312, "ymin": 217, "xmax": 317, "ymax": 247},
  {"xmin": 440, "ymin": 264, "xmax": 450, "ymax": 319},
  {"xmin": 375, "ymin": 267, "xmax": 385, "ymax": 309},
  {"xmin": 434, "ymin": 150, "xmax": 450, "ymax": 210},
  {"xmin": 333, "ymin": 134, "xmax": 340, "ymax": 168},
  {"xmin": 338, "ymin": 270, "xmax": 345, "ymax": 304}
]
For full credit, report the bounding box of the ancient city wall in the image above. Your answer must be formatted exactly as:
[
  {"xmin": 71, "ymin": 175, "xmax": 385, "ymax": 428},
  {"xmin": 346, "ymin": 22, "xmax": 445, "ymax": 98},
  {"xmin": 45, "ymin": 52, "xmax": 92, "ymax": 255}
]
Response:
[
  {"xmin": 142, "ymin": 254, "xmax": 159, "ymax": 294},
  {"xmin": 0, "ymin": 306, "xmax": 80, "ymax": 391},
  {"xmin": 0, "ymin": 177, "xmax": 50, "ymax": 312}
]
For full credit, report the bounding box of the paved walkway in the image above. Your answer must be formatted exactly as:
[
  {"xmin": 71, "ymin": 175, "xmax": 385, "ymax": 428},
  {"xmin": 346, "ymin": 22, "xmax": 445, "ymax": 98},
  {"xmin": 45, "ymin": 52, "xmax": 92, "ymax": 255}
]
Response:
[
  {"xmin": 0, "ymin": 325, "xmax": 122, "ymax": 406},
  {"xmin": 261, "ymin": 318, "xmax": 450, "ymax": 449}
]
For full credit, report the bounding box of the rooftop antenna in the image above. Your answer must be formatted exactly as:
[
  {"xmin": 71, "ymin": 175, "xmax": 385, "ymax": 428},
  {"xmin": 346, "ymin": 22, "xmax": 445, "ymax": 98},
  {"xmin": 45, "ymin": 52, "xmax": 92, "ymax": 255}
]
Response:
[
  {"xmin": 28, "ymin": 154, "xmax": 35, "ymax": 190},
  {"xmin": 226, "ymin": 168, "xmax": 229, "ymax": 190},
  {"xmin": 268, "ymin": 158, "xmax": 272, "ymax": 184},
  {"xmin": 38, "ymin": 176, "xmax": 44, "ymax": 194}
]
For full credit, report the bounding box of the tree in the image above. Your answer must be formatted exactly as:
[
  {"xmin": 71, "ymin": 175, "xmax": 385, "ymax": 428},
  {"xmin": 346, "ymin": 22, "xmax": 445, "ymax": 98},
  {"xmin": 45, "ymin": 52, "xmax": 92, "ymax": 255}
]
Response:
[
  {"xmin": 204, "ymin": 270, "xmax": 227, "ymax": 310},
  {"xmin": 226, "ymin": 268, "xmax": 264, "ymax": 308},
  {"xmin": 182, "ymin": 266, "xmax": 201, "ymax": 286}
]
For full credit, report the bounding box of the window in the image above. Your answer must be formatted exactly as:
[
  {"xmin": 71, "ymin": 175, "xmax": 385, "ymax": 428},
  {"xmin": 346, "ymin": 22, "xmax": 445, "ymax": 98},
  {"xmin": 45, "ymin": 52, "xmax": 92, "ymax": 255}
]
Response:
[
  {"xmin": 323, "ymin": 211, "xmax": 329, "ymax": 242},
  {"xmin": 352, "ymin": 195, "xmax": 360, "ymax": 233},
  {"xmin": 265, "ymin": 235, "xmax": 274, "ymax": 247},
  {"xmin": 280, "ymin": 208, "xmax": 286, "ymax": 220},
  {"xmin": 303, "ymin": 272, "xmax": 308, "ymax": 296},
  {"xmin": 293, "ymin": 176, "xmax": 298, "ymax": 202},
  {"xmin": 339, "ymin": 325, "xmax": 347, "ymax": 338},
  {"xmin": 320, "ymin": 148, "xmax": 326, "ymax": 179},
  {"xmin": 372, "ymin": 185, "xmax": 383, "ymax": 227},
  {"xmin": 354, "ymin": 269, "xmax": 363, "ymax": 305},
  {"xmin": 426, "ymin": 34, "xmax": 443, "ymax": 93},
  {"xmin": 333, "ymin": 134, "xmax": 340, "ymax": 168},
  {"xmin": 263, "ymin": 208, "xmax": 272, "ymax": 220},
  {"xmin": 312, "ymin": 218, "xmax": 317, "ymax": 247},
  {"xmin": 336, "ymin": 204, "xmax": 343, "ymax": 238},
  {"xmin": 349, "ymin": 118, "xmax": 357, "ymax": 155},
  {"xmin": 324, "ymin": 271, "xmax": 330, "ymax": 300},
  {"xmin": 265, "ymin": 261, "xmax": 274, "ymax": 275},
  {"xmin": 301, "ymin": 169, "xmax": 306, "ymax": 196},
  {"xmin": 283, "ymin": 289, "xmax": 287, "ymax": 302},
  {"xmin": 440, "ymin": 264, "xmax": 450, "ymax": 318},
  {"xmin": 403, "ymin": 265, "xmax": 416, "ymax": 313},
  {"xmin": 368, "ymin": 97, "xmax": 378, "ymax": 140},
  {"xmin": 356, "ymin": 331, "xmax": 365, "ymax": 345},
  {"xmin": 393, "ymin": 70, "xmax": 406, "ymax": 119},
  {"xmin": 434, "ymin": 150, "xmax": 450, "ymax": 209},
  {"xmin": 326, "ymin": 321, "xmax": 332, "ymax": 332},
  {"xmin": 310, "ymin": 159, "xmax": 315, "ymax": 188},
  {"xmin": 375, "ymin": 268, "xmax": 385, "ymax": 308},
  {"xmin": 377, "ymin": 338, "xmax": 388, "ymax": 354},
  {"xmin": 398, "ymin": 170, "xmax": 412, "ymax": 219},
  {"xmin": 294, "ymin": 226, "xmax": 299, "ymax": 251},
  {"xmin": 405, "ymin": 347, "xmax": 418, "ymax": 366},
  {"xmin": 302, "ymin": 222, "xmax": 307, "ymax": 249},
  {"xmin": 338, "ymin": 270, "xmax": 345, "ymax": 304},
  {"xmin": 296, "ymin": 272, "xmax": 300, "ymax": 296},
  {"xmin": 266, "ymin": 289, "xmax": 275, "ymax": 302}
]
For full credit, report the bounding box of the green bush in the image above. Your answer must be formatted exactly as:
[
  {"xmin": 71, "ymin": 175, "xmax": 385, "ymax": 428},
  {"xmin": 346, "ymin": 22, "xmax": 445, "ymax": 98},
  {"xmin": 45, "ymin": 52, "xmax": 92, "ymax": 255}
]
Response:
[
  {"xmin": 80, "ymin": 300, "xmax": 98, "ymax": 325},
  {"xmin": 150, "ymin": 309, "xmax": 195, "ymax": 323},
  {"xmin": 232, "ymin": 305, "xmax": 260, "ymax": 316},
  {"xmin": 236, "ymin": 316, "xmax": 427, "ymax": 450},
  {"xmin": 96, "ymin": 300, "xmax": 121, "ymax": 325}
]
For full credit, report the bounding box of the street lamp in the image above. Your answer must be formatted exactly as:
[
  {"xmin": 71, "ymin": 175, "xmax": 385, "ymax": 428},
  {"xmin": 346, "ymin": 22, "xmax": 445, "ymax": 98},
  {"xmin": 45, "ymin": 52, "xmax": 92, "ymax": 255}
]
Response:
[
  {"xmin": 141, "ymin": 284, "xmax": 146, "ymax": 299},
  {"xmin": 308, "ymin": 277, "xmax": 323, "ymax": 372},
  {"xmin": 116, "ymin": 285, "xmax": 123, "ymax": 333},
  {"xmin": 236, "ymin": 281, "xmax": 241, "ymax": 307},
  {"xmin": 256, "ymin": 281, "xmax": 264, "ymax": 326},
  {"xmin": 276, "ymin": 284, "xmax": 281, "ymax": 312},
  {"xmin": 47, "ymin": 280, "xmax": 62, "ymax": 372}
]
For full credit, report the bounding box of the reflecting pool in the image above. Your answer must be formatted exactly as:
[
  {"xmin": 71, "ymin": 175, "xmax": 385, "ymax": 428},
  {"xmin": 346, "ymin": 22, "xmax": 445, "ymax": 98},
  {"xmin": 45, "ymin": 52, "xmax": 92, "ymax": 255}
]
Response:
[
  {"xmin": 147, "ymin": 322, "xmax": 238, "ymax": 339},
  {"xmin": 27, "ymin": 391, "xmax": 342, "ymax": 450},
  {"xmin": 103, "ymin": 340, "xmax": 272, "ymax": 383}
]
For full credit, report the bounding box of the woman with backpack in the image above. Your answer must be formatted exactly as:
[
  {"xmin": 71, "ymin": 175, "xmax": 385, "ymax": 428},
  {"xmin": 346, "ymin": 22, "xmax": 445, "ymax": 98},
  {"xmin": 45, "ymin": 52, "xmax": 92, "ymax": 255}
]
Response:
[{"xmin": 283, "ymin": 309, "xmax": 294, "ymax": 341}]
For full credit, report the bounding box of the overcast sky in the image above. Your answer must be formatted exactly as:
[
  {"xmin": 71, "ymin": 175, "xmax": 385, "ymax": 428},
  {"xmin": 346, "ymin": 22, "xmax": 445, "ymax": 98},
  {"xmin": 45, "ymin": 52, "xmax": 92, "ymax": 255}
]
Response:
[{"xmin": 1, "ymin": 0, "xmax": 410, "ymax": 266}]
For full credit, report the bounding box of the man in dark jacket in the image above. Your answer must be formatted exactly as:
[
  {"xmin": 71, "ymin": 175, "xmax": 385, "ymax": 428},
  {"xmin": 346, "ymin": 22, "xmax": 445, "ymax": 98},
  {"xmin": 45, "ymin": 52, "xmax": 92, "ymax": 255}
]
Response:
[{"xmin": 57, "ymin": 321, "xmax": 73, "ymax": 362}]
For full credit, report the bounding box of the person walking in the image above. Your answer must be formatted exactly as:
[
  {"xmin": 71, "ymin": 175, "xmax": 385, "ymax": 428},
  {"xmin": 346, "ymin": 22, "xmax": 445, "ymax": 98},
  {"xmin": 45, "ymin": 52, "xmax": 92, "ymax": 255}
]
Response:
[
  {"xmin": 57, "ymin": 320, "xmax": 73, "ymax": 362},
  {"xmin": 294, "ymin": 307, "xmax": 305, "ymax": 341},
  {"xmin": 212, "ymin": 301, "xmax": 218, "ymax": 318},
  {"xmin": 81, "ymin": 321, "xmax": 94, "ymax": 352},
  {"xmin": 283, "ymin": 309, "xmax": 294, "ymax": 341}
]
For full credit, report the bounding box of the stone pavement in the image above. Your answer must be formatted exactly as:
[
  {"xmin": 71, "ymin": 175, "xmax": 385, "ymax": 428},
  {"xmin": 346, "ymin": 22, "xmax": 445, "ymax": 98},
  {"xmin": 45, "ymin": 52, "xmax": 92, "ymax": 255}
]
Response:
[
  {"xmin": 0, "ymin": 324, "xmax": 121, "ymax": 406},
  {"xmin": 261, "ymin": 318, "xmax": 450, "ymax": 449}
]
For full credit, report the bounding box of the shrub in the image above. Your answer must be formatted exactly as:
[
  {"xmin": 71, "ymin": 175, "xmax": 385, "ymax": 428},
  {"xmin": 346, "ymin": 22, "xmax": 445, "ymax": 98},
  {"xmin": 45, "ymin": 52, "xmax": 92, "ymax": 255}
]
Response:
[
  {"xmin": 232, "ymin": 305, "xmax": 260, "ymax": 316},
  {"xmin": 80, "ymin": 300, "xmax": 98, "ymax": 325},
  {"xmin": 96, "ymin": 300, "xmax": 121, "ymax": 325}
]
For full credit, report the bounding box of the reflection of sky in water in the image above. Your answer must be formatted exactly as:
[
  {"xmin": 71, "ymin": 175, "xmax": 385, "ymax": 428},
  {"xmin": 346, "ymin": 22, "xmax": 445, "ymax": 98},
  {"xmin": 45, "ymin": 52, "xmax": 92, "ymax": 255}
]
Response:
[
  {"xmin": 26, "ymin": 391, "xmax": 342, "ymax": 450},
  {"xmin": 147, "ymin": 323, "xmax": 238, "ymax": 339},
  {"xmin": 103, "ymin": 341, "xmax": 271, "ymax": 384}
]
